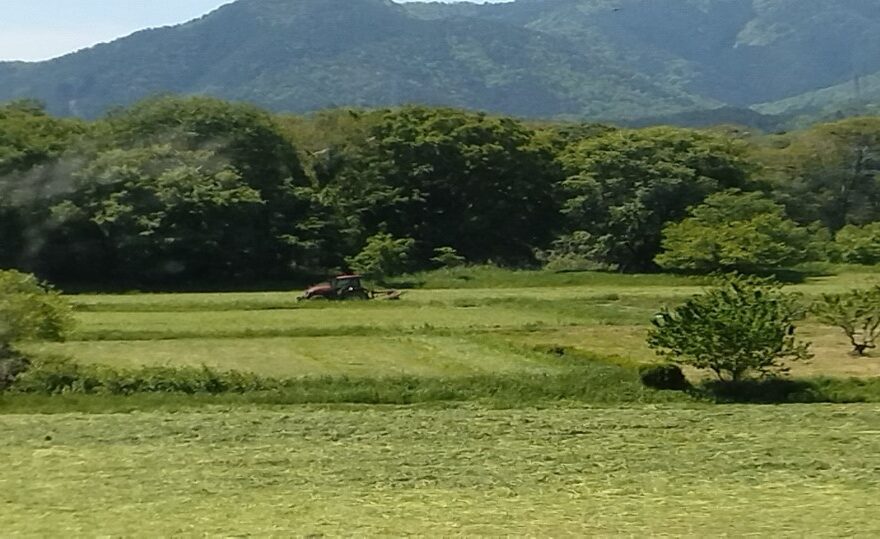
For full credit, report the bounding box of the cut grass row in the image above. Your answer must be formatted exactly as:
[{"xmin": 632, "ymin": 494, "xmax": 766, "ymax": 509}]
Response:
[
  {"xmin": 24, "ymin": 335, "xmax": 570, "ymax": 378},
  {"xmin": 3, "ymin": 405, "xmax": 879, "ymax": 535},
  {"xmin": 63, "ymin": 301, "xmax": 656, "ymax": 341},
  {"xmin": 26, "ymin": 324, "xmax": 880, "ymax": 380},
  {"xmin": 65, "ymin": 270, "xmax": 880, "ymax": 312},
  {"xmin": 32, "ymin": 294, "xmax": 880, "ymax": 378}
]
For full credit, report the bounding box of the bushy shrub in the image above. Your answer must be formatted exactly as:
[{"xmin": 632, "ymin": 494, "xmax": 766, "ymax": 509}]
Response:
[
  {"xmin": 700, "ymin": 378, "xmax": 823, "ymax": 404},
  {"xmin": 0, "ymin": 271, "xmax": 72, "ymax": 389},
  {"xmin": 0, "ymin": 346, "xmax": 30, "ymax": 391},
  {"xmin": 638, "ymin": 363, "xmax": 689, "ymax": 391},
  {"xmin": 0, "ymin": 270, "xmax": 74, "ymax": 345}
]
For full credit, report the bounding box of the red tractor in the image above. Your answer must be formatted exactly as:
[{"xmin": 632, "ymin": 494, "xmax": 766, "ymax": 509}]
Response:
[
  {"xmin": 299, "ymin": 275, "xmax": 370, "ymax": 301},
  {"xmin": 298, "ymin": 275, "xmax": 403, "ymax": 301}
]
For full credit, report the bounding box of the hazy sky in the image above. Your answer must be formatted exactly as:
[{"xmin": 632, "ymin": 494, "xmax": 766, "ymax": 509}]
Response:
[{"xmin": 0, "ymin": 0, "xmax": 510, "ymax": 62}]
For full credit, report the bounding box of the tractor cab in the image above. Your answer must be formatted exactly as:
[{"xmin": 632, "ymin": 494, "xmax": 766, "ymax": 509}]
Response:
[
  {"xmin": 299, "ymin": 274, "xmax": 370, "ymax": 301},
  {"xmin": 331, "ymin": 275, "xmax": 364, "ymax": 296}
]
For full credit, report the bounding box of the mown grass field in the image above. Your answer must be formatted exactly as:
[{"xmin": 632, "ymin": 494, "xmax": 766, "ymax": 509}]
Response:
[
  {"xmin": 22, "ymin": 268, "xmax": 880, "ymax": 380},
  {"xmin": 6, "ymin": 267, "xmax": 880, "ymax": 535},
  {"xmin": 2, "ymin": 405, "xmax": 879, "ymax": 535}
]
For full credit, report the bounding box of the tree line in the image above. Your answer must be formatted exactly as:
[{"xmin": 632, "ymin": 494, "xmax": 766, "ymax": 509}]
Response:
[{"xmin": 1, "ymin": 96, "xmax": 879, "ymax": 286}]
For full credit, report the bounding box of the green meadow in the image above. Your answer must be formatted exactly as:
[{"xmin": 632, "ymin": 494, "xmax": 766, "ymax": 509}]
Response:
[
  {"xmin": 5, "ymin": 267, "xmax": 880, "ymax": 535},
  {"xmin": 22, "ymin": 268, "xmax": 880, "ymax": 381},
  {"xmin": 2, "ymin": 405, "xmax": 879, "ymax": 536}
]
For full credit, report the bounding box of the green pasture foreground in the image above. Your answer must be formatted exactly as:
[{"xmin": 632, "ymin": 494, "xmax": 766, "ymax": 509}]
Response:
[{"xmin": 2, "ymin": 405, "xmax": 879, "ymax": 536}]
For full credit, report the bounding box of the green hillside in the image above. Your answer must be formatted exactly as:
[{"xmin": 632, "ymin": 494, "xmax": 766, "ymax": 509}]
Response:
[
  {"xmin": 0, "ymin": 0, "xmax": 878, "ymax": 121},
  {"xmin": 755, "ymin": 70, "xmax": 880, "ymax": 118},
  {"xmin": 410, "ymin": 0, "xmax": 880, "ymax": 107}
]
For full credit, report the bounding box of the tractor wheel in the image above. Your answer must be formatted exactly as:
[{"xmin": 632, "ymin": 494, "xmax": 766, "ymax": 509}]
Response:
[{"xmin": 343, "ymin": 290, "xmax": 370, "ymax": 301}]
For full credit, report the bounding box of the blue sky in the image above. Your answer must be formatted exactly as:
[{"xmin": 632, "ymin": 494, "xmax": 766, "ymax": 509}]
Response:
[{"xmin": 0, "ymin": 0, "xmax": 510, "ymax": 61}]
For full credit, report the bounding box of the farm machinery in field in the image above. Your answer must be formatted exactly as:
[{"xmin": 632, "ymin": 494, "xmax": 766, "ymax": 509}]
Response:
[{"xmin": 297, "ymin": 274, "xmax": 402, "ymax": 301}]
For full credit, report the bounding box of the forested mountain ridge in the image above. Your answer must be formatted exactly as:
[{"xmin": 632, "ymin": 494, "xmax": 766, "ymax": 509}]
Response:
[{"xmin": 0, "ymin": 0, "xmax": 877, "ymax": 122}]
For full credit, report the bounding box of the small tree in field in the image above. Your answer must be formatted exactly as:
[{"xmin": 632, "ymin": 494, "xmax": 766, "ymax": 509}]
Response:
[
  {"xmin": 346, "ymin": 233, "xmax": 415, "ymax": 283},
  {"xmin": 0, "ymin": 270, "xmax": 74, "ymax": 389},
  {"xmin": 431, "ymin": 246, "xmax": 466, "ymax": 269},
  {"xmin": 812, "ymin": 286, "xmax": 880, "ymax": 356},
  {"xmin": 648, "ymin": 275, "xmax": 812, "ymax": 382}
]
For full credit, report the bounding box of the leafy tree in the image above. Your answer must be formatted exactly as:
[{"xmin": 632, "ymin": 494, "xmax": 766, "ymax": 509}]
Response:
[
  {"xmin": 103, "ymin": 96, "xmax": 307, "ymax": 189},
  {"xmin": 812, "ymin": 287, "xmax": 880, "ymax": 356},
  {"xmin": 56, "ymin": 144, "xmax": 264, "ymax": 281},
  {"xmin": 0, "ymin": 101, "xmax": 87, "ymax": 272},
  {"xmin": 560, "ymin": 127, "xmax": 753, "ymax": 271},
  {"xmin": 834, "ymin": 223, "xmax": 880, "ymax": 265},
  {"xmin": 334, "ymin": 106, "xmax": 562, "ymax": 266},
  {"xmin": 769, "ymin": 118, "xmax": 880, "ymax": 231},
  {"xmin": 276, "ymin": 108, "xmax": 382, "ymax": 187},
  {"xmin": 529, "ymin": 121, "xmax": 618, "ymax": 153},
  {"xmin": 16, "ymin": 96, "xmax": 343, "ymax": 282},
  {"xmin": 346, "ymin": 233, "xmax": 415, "ymax": 283},
  {"xmin": 0, "ymin": 100, "xmax": 84, "ymax": 175},
  {"xmin": 648, "ymin": 275, "xmax": 812, "ymax": 382},
  {"xmin": 656, "ymin": 190, "xmax": 823, "ymax": 272},
  {"xmin": 101, "ymin": 96, "xmax": 339, "ymax": 277}
]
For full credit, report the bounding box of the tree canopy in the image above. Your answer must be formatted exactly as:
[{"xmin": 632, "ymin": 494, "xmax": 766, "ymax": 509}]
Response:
[
  {"xmin": 332, "ymin": 106, "xmax": 561, "ymax": 265},
  {"xmin": 656, "ymin": 191, "xmax": 821, "ymax": 272},
  {"xmin": 770, "ymin": 118, "xmax": 880, "ymax": 231},
  {"xmin": 560, "ymin": 127, "xmax": 752, "ymax": 271},
  {"xmin": 648, "ymin": 275, "xmax": 812, "ymax": 382},
  {"xmin": 0, "ymin": 96, "xmax": 877, "ymax": 286}
]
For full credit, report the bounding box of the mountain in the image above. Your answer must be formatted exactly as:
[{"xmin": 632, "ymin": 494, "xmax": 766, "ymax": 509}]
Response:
[
  {"xmin": 411, "ymin": 0, "xmax": 880, "ymax": 104},
  {"xmin": 1, "ymin": 0, "xmax": 878, "ymax": 123},
  {"xmin": 624, "ymin": 106, "xmax": 788, "ymax": 132},
  {"xmin": 755, "ymin": 70, "xmax": 880, "ymax": 119}
]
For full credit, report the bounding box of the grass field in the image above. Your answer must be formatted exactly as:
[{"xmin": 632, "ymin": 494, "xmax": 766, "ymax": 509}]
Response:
[
  {"xmin": 6, "ymin": 268, "xmax": 880, "ymax": 535},
  {"xmin": 21, "ymin": 269, "xmax": 880, "ymax": 380},
  {"xmin": 3, "ymin": 405, "xmax": 879, "ymax": 535}
]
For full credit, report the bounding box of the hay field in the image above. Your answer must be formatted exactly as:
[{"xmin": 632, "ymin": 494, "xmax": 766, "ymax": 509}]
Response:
[
  {"xmin": 23, "ymin": 270, "xmax": 880, "ymax": 379},
  {"xmin": 2, "ymin": 405, "xmax": 879, "ymax": 536},
  {"xmin": 6, "ymin": 269, "xmax": 880, "ymax": 536}
]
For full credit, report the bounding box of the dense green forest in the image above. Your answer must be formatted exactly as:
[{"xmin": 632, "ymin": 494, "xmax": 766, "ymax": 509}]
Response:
[
  {"xmin": 2, "ymin": 0, "xmax": 880, "ymax": 124},
  {"xmin": 1, "ymin": 95, "xmax": 879, "ymax": 286}
]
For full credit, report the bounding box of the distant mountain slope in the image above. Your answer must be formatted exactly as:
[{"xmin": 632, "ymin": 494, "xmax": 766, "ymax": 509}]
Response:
[
  {"xmin": 755, "ymin": 70, "xmax": 880, "ymax": 118},
  {"xmin": 0, "ymin": 0, "xmax": 878, "ymax": 121},
  {"xmin": 408, "ymin": 0, "xmax": 880, "ymax": 107},
  {"xmin": 624, "ymin": 106, "xmax": 788, "ymax": 132},
  {"xmin": 0, "ymin": 0, "xmax": 706, "ymax": 119}
]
